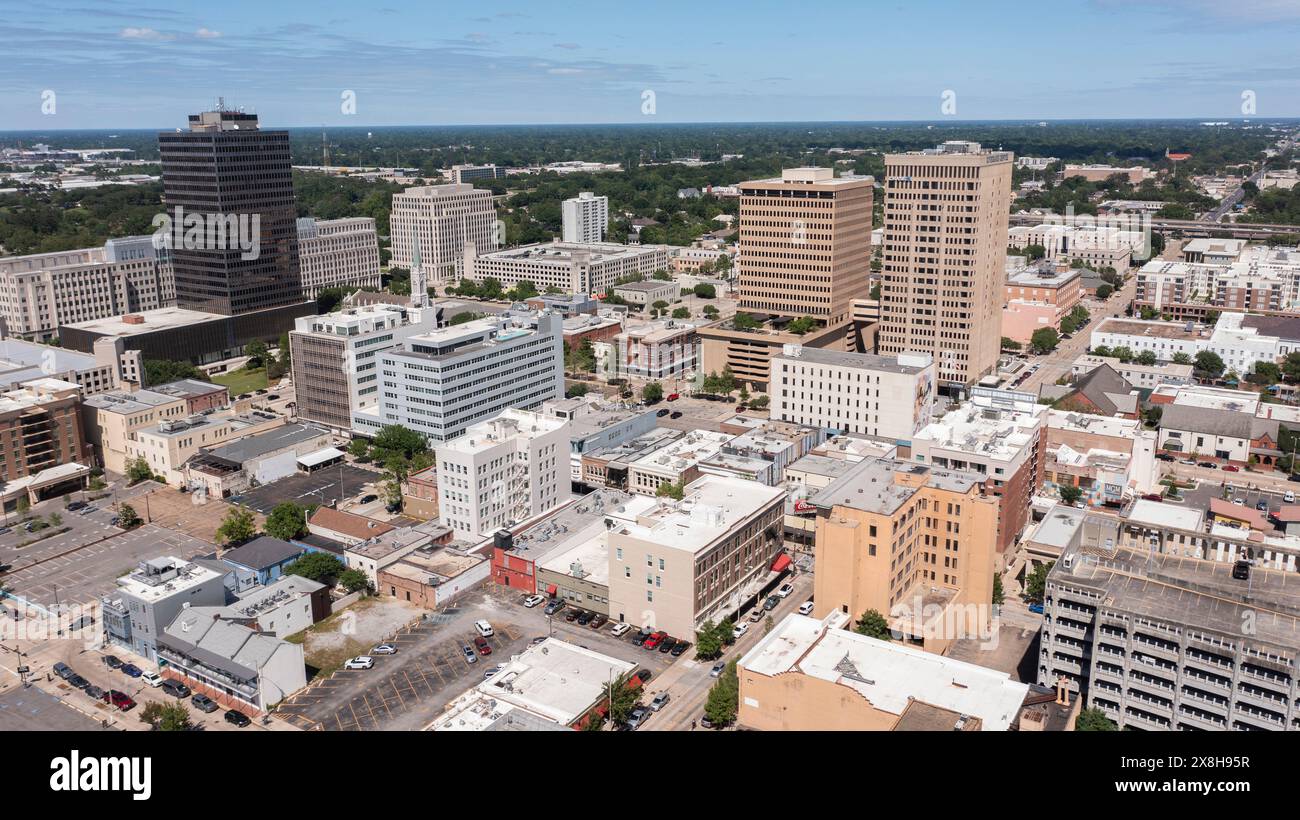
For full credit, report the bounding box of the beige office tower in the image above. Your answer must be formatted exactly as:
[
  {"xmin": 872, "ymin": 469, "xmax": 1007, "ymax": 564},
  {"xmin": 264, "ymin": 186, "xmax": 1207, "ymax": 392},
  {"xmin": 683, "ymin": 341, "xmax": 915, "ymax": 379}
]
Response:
[
  {"xmin": 878, "ymin": 142, "xmax": 1013, "ymax": 389},
  {"xmin": 389, "ymin": 183, "xmax": 499, "ymax": 285},
  {"xmin": 737, "ymin": 168, "xmax": 873, "ymax": 322}
]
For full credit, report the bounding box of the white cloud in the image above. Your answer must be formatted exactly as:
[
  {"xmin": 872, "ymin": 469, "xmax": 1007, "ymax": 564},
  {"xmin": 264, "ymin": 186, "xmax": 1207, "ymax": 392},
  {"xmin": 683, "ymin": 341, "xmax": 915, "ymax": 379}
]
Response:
[
  {"xmin": 120, "ymin": 27, "xmax": 173, "ymax": 41},
  {"xmin": 195, "ymin": 27, "xmax": 222, "ymax": 39}
]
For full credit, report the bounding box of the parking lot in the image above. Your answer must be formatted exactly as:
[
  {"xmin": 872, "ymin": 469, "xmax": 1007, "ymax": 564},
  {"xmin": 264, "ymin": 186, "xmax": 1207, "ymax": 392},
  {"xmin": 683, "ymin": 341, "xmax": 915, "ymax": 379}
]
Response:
[{"xmin": 230, "ymin": 465, "xmax": 378, "ymax": 515}]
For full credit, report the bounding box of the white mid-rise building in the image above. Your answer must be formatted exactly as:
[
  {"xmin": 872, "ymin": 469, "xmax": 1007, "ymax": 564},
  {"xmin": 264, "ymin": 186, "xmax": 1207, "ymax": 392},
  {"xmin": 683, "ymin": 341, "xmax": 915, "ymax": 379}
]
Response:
[
  {"xmin": 562, "ymin": 192, "xmax": 609, "ymax": 244},
  {"xmin": 768, "ymin": 345, "xmax": 935, "ymax": 442},
  {"xmin": 390, "ymin": 183, "xmax": 499, "ymax": 285},
  {"xmin": 362, "ymin": 312, "xmax": 564, "ymax": 442},
  {"xmin": 436, "ymin": 409, "xmax": 571, "ymax": 538},
  {"xmin": 296, "ymin": 217, "xmax": 382, "ymax": 298},
  {"xmin": 466, "ymin": 240, "xmax": 669, "ymax": 295}
]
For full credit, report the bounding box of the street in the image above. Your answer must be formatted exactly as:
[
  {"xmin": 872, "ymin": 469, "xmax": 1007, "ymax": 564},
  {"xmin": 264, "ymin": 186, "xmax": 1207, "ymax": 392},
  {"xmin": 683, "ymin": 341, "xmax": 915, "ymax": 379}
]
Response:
[{"xmin": 1018, "ymin": 275, "xmax": 1138, "ymax": 395}]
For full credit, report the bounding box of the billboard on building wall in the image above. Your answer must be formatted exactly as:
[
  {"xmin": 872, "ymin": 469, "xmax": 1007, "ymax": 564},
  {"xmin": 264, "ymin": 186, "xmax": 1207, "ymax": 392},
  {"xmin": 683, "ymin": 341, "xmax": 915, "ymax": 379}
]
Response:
[{"xmin": 913, "ymin": 369, "xmax": 934, "ymax": 434}]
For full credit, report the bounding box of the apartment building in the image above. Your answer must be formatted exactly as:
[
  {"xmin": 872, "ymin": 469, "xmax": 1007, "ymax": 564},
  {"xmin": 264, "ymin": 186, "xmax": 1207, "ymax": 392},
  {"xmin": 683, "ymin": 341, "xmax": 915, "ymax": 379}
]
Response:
[
  {"xmin": 0, "ymin": 377, "xmax": 87, "ymax": 484},
  {"xmin": 390, "ymin": 183, "xmax": 499, "ymax": 284},
  {"xmin": 100, "ymin": 556, "xmax": 228, "ymax": 663},
  {"xmin": 737, "ymin": 167, "xmax": 873, "ymax": 321},
  {"xmin": 0, "ymin": 237, "xmax": 173, "ymax": 340},
  {"xmin": 448, "ymin": 163, "xmax": 506, "ymax": 184},
  {"xmin": 295, "ymin": 217, "xmax": 382, "ymax": 298},
  {"xmin": 1040, "ymin": 534, "xmax": 1300, "ymax": 731},
  {"xmin": 738, "ymin": 611, "xmax": 1030, "ymax": 731},
  {"xmin": 810, "ymin": 457, "xmax": 999, "ymax": 654},
  {"xmin": 82, "ymin": 380, "xmax": 229, "ymax": 472},
  {"xmin": 562, "ymin": 192, "xmax": 609, "ymax": 243},
  {"xmin": 466, "ymin": 240, "xmax": 669, "ymax": 295},
  {"xmin": 606, "ymin": 473, "xmax": 786, "ymax": 638},
  {"xmin": 878, "ymin": 142, "xmax": 1013, "ymax": 389},
  {"xmin": 360, "ymin": 312, "xmax": 564, "ymax": 443},
  {"xmin": 435, "ymin": 409, "xmax": 570, "ymax": 539},
  {"xmin": 907, "ymin": 389, "xmax": 1046, "ymax": 560},
  {"xmin": 768, "ymin": 345, "xmax": 935, "ymax": 442},
  {"xmin": 289, "ymin": 303, "xmax": 438, "ymax": 434}
]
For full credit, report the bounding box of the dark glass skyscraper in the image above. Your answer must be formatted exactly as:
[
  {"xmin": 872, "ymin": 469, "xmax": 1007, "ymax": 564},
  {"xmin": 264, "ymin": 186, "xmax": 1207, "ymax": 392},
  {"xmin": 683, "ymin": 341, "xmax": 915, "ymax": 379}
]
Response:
[{"xmin": 158, "ymin": 109, "xmax": 304, "ymax": 315}]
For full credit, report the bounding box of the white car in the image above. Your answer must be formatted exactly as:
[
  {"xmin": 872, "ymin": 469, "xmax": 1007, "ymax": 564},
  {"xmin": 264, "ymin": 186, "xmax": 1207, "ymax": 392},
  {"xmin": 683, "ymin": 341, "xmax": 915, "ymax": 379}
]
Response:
[
  {"xmin": 1287, "ymin": 491, "xmax": 1297, "ymax": 503},
  {"xmin": 733, "ymin": 622, "xmax": 749, "ymax": 639},
  {"xmin": 776, "ymin": 583, "xmax": 794, "ymax": 598},
  {"xmin": 141, "ymin": 671, "xmax": 164, "ymax": 688},
  {"xmin": 474, "ymin": 620, "xmax": 494, "ymax": 638},
  {"xmin": 371, "ymin": 644, "xmax": 397, "ymax": 655},
  {"xmin": 610, "ymin": 622, "xmax": 632, "ymax": 637},
  {"xmin": 798, "ymin": 601, "xmax": 815, "ymax": 616},
  {"xmin": 650, "ymin": 692, "xmax": 670, "ymax": 711},
  {"xmin": 344, "ymin": 656, "xmax": 374, "ymax": 670},
  {"xmin": 523, "ymin": 595, "xmax": 545, "ymax": 608}
]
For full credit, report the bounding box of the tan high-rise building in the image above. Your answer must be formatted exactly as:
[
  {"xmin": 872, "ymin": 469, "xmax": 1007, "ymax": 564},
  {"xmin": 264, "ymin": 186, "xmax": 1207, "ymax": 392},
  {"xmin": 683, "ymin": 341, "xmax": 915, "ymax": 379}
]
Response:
[
  {"xmin": 878, "ymin": 142, "xmax": 1013, "ymax": 388},
  {"xmin": 390, "ymin": 183, "xmax": 499, "ymax": 285},
  {"xmin": 810, "ymin": 457, "xmax": 999, "ymax": 654},
  {"xmin": 737, "ymin": 168, "xmax": 873, "ymax": 322}
]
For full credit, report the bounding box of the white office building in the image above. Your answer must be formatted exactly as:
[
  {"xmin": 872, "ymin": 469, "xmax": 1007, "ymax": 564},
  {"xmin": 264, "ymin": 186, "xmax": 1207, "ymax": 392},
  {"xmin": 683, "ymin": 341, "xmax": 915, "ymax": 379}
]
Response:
[
  {"xmin": 769, "ymin": 345, "xmax": 936, "ymax": 442},
  {"xmin": 295, "ymin": 217, "xmax": 382, "ymax": 298},
  {"xmin": 361, "ymin": 312, "xmax": 564, "ymax": 442},
  {"xmin": 562, "ymin": 192, "xmax": 609, "ymax": 243},
  {"xmin": 390, "ymin": 183, "xmax": 499, "ymax": 285},
  {"xmin": 466, "ymin": 240, "xmax": 669, "ymax": 295},
  {"xmin": 100, "ymin": 556, "xmax": 228, "ymax": 662},
  {"xmin": 436, "ymin": 409, "xmax": 571, "ymax": 538}
]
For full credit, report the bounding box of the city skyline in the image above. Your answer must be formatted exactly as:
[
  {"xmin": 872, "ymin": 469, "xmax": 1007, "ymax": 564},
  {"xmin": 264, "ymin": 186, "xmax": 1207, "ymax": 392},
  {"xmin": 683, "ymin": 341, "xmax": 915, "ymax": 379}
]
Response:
[{"xmin": 4, "ymin": 0, "xmax": 1300, "ymax": 129}]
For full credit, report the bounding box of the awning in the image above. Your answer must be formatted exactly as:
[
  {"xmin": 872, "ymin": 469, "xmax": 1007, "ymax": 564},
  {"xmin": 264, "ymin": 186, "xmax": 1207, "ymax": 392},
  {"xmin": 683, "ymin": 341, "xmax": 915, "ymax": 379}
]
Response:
[
  {"xmin": 297, "ymin": 447, "xmax": 345, "ymax": 468},
  {"xmin": 546, "ymin": 584, "xmax": 558, "ymax": 596},
  {"xmin": 771, "ymin": 554, "xmax": 792, "ymax": 573}
]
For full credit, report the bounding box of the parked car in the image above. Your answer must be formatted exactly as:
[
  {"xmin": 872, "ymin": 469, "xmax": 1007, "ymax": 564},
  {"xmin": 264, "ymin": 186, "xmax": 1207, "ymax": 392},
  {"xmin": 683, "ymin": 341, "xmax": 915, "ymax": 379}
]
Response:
[
  {"xmin": 643, "ymin": 631, "xmax": 666, "ymax": 650},
  {"xmin": 634, "ymin": 668, "xmax": 653, "ymax": 685},
  {"xmin": 1286, "ymin": 491, "xmax": 1296, "ymax": 503},
  {"xmin": 102, "ymin": 655, "xmax": 123, "ymax": 670},
  {"xmin": 670, "ymin": 640, "xmax": 691, "ymax": 657},
  {"xmin": 371, "ymin": 643, "xmax": 397, "ymax": 655},
  {"xmin": 710, "ymin": 661, "xmax": 726, "ymax": 678},
  {"xmin": 1155, "ymin": 453, "xmax": 1175, "ymax": 462},
  {"xmin": 1223, "ymin": 464, "xmax": 1240, "ymax": 472},
  {"xmin": 1140, "ymin": 493, "xmax": 1164, "ymax": 502},
  {"xmin": 658, "ymin": 637, "xmax": 677, "ymax": 654},
  {"xmin": 625, "ymin": 707, "xmax": 650, "ymax": 730},
  {"xmin": 1233, "ymin": 498, "xmax": 1244, "ymax": 506},
  {"xmin": 190, "ymin": 694, "xmax": 219, "ymax": 713},
  {"xmin": 776, "ymin": 583, "xmax": 794, "ymax": 598},
  {"xmin": 1197, "ymin": 461, "xmax": 1218, "ymax": 469},
  {"xmin": 543, "ymin": 599, "xmax": 566, "ymax": 616},
  {"xmin": 1028, "ymin": 602, "xmax": 1045, "ymax": 614},
  {"xmin": 589, "ymin": 614, "xmax": 608, "ymax": 629},
  {"xmin": 359, "ymin": 494, "xmax": 379, "ymax": 504},
  {"xmin": 103, "ymin": 690, "xmax": 136, "ymax": 711},
  {"xmin": 120, "ymin": 663, "xmax": 143, "ymax": 678},
  {"xmin": 610, "ymin": 622, "xmax": 632, "ymax": 637},
  {"xmin": 224, "ymin": 709, "xmax": 251, "ymax": 727},
  {"xmin": 670, "ymin": 411, "xmax": 683, "ymax": 419},
  {"xmin": 141, "ymin": 671, "xmax": 164, "ymax": 687},
  {"xmin": 53, "ymin": 662, "xmax": 74, "ymax": 680},
  {"xmin": 523, "ymin": 594, "xmax": 546, "ymax": 608},
  {"xmin": 461, "ymin": 645, "xmax": 478, "ymax": 664},
  {"xmin": 160, "ymin": 679, "xmax": 191, "ymax": 699},
  {"xmin": 66, "ymin": 501, "xmax": 86, "ymax": 511},
  {"xmin": 66, "ymin": 674, "xmax": 90, "ymax": 690},
  {"xmin": 575, "ymin": 610, "xmax": 594, "ymax": 626},
  {"xmin": 748, "ymin": 608, "xmax": 764, "ymax": 623},
  {"xmin": 763, "ymin": 595, "xmax": 780, "ymax": 611},
  {"xmin": 564, "ymin": 608, "xmax": 582, "ymax": 622},
  {"xmin": 474, "ymin": 637, "xmax": 492, "ymax": 656},
  {"xmin": 656, "ymin": 408, "xmax": 670, "ymax": 417},
  {"xmin": 667, "ymin": 393, "xmax": 680, "ymax": 402},
  {"xmin": 344, "ymin": 656, "xmax": 374, "ymax": 670},
  {"xmin": 733, "ymin": 622, "xmax": 750, "ymax": 639},
  {"xmin": 474, "ymin": 620, "xmax": 494, "ymax": 637},
  {"xmin": 84, "ymin": 685, "xmax": 105, "ymax": 701},
  {"xmin": 630, "ymin": 630, "xmax": 650, "ymax": 647},
  {"xmin": 798, "ymin": 601, "xmax": 815, "ymax": 616},
  {"xmin": 650, "ymin": 692, "xmax": 670, "ymax": 711},
  {"xmin": 1256, "ymin": 500, "xmax": 1270, "ymax": 512},
  {"xmin": 700, "ymin": 714, "xmax": 714, "ymax": 729}
]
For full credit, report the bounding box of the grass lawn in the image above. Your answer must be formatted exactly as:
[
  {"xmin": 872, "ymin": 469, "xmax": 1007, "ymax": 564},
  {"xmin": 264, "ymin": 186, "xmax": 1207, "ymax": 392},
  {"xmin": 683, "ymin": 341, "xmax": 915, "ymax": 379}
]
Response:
[{"xmin": 212, "ymin": 366, "xmax": 269, "ymax": 396}]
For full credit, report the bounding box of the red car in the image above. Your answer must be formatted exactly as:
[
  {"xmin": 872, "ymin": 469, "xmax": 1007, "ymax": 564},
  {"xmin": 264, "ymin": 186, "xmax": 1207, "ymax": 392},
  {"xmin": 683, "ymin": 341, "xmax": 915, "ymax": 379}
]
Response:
[
  {"xmin": 667, "ymin": 393, "xmax": 680, "ymax": 402},
  {"xmin": 473, "ymin": 637, "xmax": 492, "ymax": 656},
  {"xmin": 1221, "ymin": 465, "xmax": 1240, "ymax": 472},
  {"xmin": 643, "ymin": 631, "xmax": 667, "ymax": 650},
  {"xmin": 1140, "ymin": 493, "xmax": 1164, "ymax": 502},
  {"xmin": 102, "ymin": 689, "xmax": 136, "ymax": 711}
]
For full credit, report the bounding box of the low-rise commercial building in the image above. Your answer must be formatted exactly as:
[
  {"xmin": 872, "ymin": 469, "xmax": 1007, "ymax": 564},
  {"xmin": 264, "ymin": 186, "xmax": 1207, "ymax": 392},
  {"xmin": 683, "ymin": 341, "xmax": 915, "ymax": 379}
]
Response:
[
  {"xmin": 465, "ymin": 240, "xmax": 669, "ymax": 295},
  {"xmin": 596, "ymin": 318, "xmax": 699, "ymax": 382},
  {"xmin": 100, "ymin": 556, "xmax": 228, "ymax": 663},
  {"xmin": 125, "ymin": 410, "xmax": 286, "ymax": 487},
  {"xmin": 540, "ymin": 395, "xmax": 658, "ymax": 482},
  {"xmin": 378, "ymin": 541, "xmax": 487, "ymax": 608},
  {"xmin": 182, "ymin": 423, "xmax": 332, "ymax": 497},
  {"xmin": 611, "ymin": 279, "xmax": 679, "ymax": 307},
  {"xmin": 625, "ymin": 428, "xmax": 736, "ymax": 495},
  {"xmin": 1069, "ymin": 354, "xmax": 1194, "ymax": 389}
]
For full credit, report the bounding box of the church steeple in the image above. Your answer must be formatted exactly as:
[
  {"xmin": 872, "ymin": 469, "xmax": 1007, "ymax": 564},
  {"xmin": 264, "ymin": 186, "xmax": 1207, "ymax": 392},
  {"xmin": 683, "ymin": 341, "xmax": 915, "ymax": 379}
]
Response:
[{"xmin": 410, "ymin": 236, "xmax": 429, "ymax": 308}]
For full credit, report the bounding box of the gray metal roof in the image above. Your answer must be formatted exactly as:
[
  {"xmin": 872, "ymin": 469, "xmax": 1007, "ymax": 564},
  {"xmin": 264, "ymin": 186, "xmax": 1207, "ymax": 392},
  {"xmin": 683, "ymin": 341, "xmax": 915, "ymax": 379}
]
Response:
[
  {"xmin": 221, "ymin": 537, "xmax": 304, "ymax": 571},
  {"xmin": 203, "ymin": 423, "xmax": 329, "ymax": 464}
]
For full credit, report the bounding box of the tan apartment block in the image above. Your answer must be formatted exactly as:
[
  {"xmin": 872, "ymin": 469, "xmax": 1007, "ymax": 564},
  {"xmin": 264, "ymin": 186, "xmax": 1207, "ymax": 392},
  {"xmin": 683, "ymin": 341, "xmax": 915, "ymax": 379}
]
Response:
[
  {"xmin": 737, "ymin": 168, "xmax": 873, "ymax": 322},
  {"xmin": 878, "ymin": 142, "xmax": 1013, "ymax": 389},
  {"xmin": 810, "ymin": 457, "xmax": 999, "ymax": 654}
]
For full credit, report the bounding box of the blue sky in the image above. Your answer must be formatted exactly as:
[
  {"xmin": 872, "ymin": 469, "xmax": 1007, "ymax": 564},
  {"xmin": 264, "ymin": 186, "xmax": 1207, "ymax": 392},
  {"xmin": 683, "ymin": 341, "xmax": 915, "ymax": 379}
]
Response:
[{"xmin": 3, "ymin": 0, "xmax": 1300, "ymax": 129}]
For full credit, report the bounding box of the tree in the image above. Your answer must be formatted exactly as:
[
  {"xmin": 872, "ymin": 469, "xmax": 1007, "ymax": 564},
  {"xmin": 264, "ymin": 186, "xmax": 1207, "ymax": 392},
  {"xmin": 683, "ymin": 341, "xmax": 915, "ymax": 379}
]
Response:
[
  {"xmin": 703, "ymin": 659, "xmax": 739, "ymax": 726},
  {"xmin": 1001, "ymin": 337, "xmax": 1022, "ymax": 352},
  {"xmin": 1254, "ymin": 361, "xmax": 1282, "ymax": 385},
  {"xmin": 692, "ymin": 283, "xmax": 716, "ymax": 299},
  {"xmin": 854, "ymin": 609, "xmax": 893, "ymax": 641},
  {"xmin": 284, "ymin": 551, "xmax": 345, "ymax": 584},
  {"xmin": 749, "ymin": 394, "xmax": 770, "ymax": 410},
  {"xmin": 671, "ymin": 307, "xmax": 690, "ymax": 319},
  {"xmin": 603, "ymin": 672, "xmax": 641, "ymax": 726},
  {"xmin": 141, "ymin": 701, "xmax": 191, "ymax": 731},
  {"xmin": 125, "ymin": 456, "xmax": 154, "ymax": 485},
  {"xmin": 656, "ymin": 478, "xmax": 686, "ymax": 501},
  {"xmin": 264, "ymin": 502, "xmax": 307, "ymax": 541},
  {"xmin": 1194, "ymin": 350, "xmax": 1225, "ymax": 379},
  {"xmin": 992, "ymin": 574, "xmax": 1004, "ymax": 606},
  {"xmin": 642, "ymin": 381, "xmax": 664, "ymax": 403},
  {"xmin": 1024, "ymin": 243, "xmax": 1047, "ymax": 260},
  {"xmin": 338, "ymin": 568, "xmax": 371, "ymax": 593},
  {"xmin": 142, "ymin": 359, "xmax": 208, "ymax": 387},
  {"xmin": 1135, "ymin": 350, "xmax": 1157, "ymax": 366},
  {"xmin": 1029, "ymin": 327, "xmax": 1060, "ymax": 354},
  {"xmin": 786, "ymin": 316, "xmax": 817, "ymax": 335},
  {"xmin": 1110, "ymin": 346, "xmax": 1134, "ymax": 363},
  {"xmin": 695, "ymin": 619, "xmax": 724, "ymax": 660},
  {"xmin": 347, "ymin": 438, "xmax": 371, "ymax": 461},
  {"xmin": 1095, "ymin": 283, "xmax": 1114, "ymax": 299},
  {"xmin": 216, "ymin": 506, "xmax": 256, "ymax": 546},
  {"xmin": 116, "ymin": 503, "xmax": 142, "ymax": 530},
  {"xmin": 1075, "ymin": 707, "xmax": 1117, "ymax": 731},
  {"xmin": 652, "ymin": 269, "xmax": 673, "ymax": 281},
  {"xmin": 702, "ymin": 304, "xmax": 719, "ymax": 319},
  {"xmin": 1059, "ymin": 485, "xmax": 1083, "ymax": 505},
  {"xmin": 1024, "ymin": 561, "xmax": 1054, "ymax": 605},
  {"xmin": 371, "ymin": 424, "xmax": 429, "ymax": 461},
  {"xmin": 244, "ymin": 339, "xmax": 269, "ymax": 369},
  {"xmin": 870, "ymin": 282, "xmax": 882, "ymax": 300},
  {"xmin": 731, "ymin": 312, "xmax": 761, "ymax": 331},
  {"xmin": 650, "ymin": 299, "xmax": 670, "ymax": 317}
]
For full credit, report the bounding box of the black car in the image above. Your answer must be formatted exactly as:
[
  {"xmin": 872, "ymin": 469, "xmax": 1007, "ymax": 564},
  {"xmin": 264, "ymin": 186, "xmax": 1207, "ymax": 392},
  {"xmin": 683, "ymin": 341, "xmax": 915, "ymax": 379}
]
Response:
[
  {"xmin": 1155, "ymin": 453, "xmax": 1175, "ymax": 462},
  {"xmin": 564, "ymin": 608, "xmax": 582, "ymax": 623},
  {"xmin": 66, "ymin": 501, "xmax": 87, "ymax": 511},
  {"xmin": 670, "ymin": 411, "xmax": 682, "ymax": 419},
  {"xmin": 84, "ymin": 685, "xmax": 105, "ymax": 701},
  {"xmin": 102, "ymin": 655, "xmax": 123, "ymax": 670},
  {"xmin": 191, "ymin": 694, "xmax": 219, "ymax": 713},
  {"xmin": 634, "ymin": 668, "xmax": 652, "ymax": 685},
  {"xmin": 670, "ymin": 640, "xmax": 690, "ymax": 657},
  {"xmin": 1197, "ymin": 461, "xmax": 1218, "ymax": 469},
  {"xmin": 658, "ymin": 637, "xmax": 677, "ymax": 654},
  {"xmin": 66, "ymin": 674, "xmax": 90, "ymax": 689},
  {"xmin": 656, "ymin": 408, "xmax": 670, "ymax": 417},
  {"xmin": 224, "ymin": 709, "xmax": 251, "ymax": 727},
  {"xmin": 630, "ymin": 631, "xmax": 650, "ymax": 647},
  {"xmin": 575, "ymin": 610, "xmax": 594, "ymax": 626}
]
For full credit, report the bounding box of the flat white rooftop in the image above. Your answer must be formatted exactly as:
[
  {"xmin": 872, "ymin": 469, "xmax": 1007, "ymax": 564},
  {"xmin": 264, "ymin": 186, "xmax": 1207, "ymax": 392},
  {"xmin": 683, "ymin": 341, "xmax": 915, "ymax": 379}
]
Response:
[
  {"xmin": 613, "ymin": 474, "xmax": 785, "ymax": 555},
  {"xmin": 63, "ymin": 306, "xmax": 226, "ymax": 336},
  {"xmin": 1127, "ymin": 499, "xmax": 1204, "ymax": 532},
  {"xmin": 471, "ymin": 637, "xmax": 633, "ymax": 726}
]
